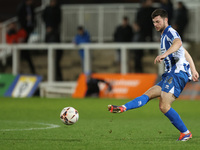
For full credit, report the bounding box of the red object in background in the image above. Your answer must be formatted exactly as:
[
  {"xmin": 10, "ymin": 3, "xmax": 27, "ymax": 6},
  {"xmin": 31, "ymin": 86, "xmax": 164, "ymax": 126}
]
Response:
[
  {"xmin": 73, "ymin": 73, "xmax": 157, "ymax": 99},
  {"xmin": 6, "ymin": 28, "xmax": 27, "ymax": 44}
]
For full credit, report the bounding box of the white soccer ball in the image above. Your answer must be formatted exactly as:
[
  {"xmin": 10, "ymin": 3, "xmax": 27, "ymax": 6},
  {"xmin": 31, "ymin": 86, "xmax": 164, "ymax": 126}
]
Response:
[{"xmin": 60, "ymin": 107, "xmax": 79, "ymax": 125}]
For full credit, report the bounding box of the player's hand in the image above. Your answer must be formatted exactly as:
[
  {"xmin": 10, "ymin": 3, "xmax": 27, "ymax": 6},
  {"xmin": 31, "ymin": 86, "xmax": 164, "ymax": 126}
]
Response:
[
  {"xmin": 192, "ymin": 70, "xmax": 199, "ymax": 82},
  {"xmin": 154, "ymin": 54, "xmax": 166, "ymax": 64}
]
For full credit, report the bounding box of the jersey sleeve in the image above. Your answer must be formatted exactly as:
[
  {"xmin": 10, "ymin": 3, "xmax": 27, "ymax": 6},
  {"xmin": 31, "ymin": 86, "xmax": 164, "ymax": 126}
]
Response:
[{"xmin": 167, "ymin": 29, "xmax": 181, "ymax": 43}]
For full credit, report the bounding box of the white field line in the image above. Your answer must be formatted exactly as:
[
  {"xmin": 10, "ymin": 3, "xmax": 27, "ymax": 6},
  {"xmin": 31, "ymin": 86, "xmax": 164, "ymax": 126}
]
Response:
[{"xmin": 0, "ymin": 121, "xmax": 60, "ymax": 131}]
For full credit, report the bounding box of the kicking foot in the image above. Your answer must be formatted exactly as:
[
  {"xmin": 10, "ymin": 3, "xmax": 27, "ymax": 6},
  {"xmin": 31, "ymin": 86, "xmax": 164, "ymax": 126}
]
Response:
[
  {"xmin": 177, "ymin": 131, "xmax": 192, "ymax": 141},
  {"xmin": 108, "ymin": 105, "xmax": 126, "ymax": 113}
]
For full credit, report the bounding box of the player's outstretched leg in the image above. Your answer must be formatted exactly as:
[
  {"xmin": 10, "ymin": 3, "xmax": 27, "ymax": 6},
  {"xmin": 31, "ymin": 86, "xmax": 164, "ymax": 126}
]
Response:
[{"xmin": 108, "ymin": 94, "xmax": 149, "ymax": 113}]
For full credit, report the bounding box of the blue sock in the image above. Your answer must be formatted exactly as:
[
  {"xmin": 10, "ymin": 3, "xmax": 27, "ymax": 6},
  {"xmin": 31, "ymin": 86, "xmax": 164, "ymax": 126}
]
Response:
[
  {"xmin": 164, "ymin": 108, "xmax": 188, "ymax": 133},
  {"xmin": 124, "ymin": 94, "xmax": 149, "ymax": 110}
]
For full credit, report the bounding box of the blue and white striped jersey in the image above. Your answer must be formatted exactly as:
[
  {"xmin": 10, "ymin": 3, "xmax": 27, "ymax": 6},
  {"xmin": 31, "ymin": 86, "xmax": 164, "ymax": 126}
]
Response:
[{"xmin": 160, "ymin": 25, "xmax": 192, "ymax": 79}]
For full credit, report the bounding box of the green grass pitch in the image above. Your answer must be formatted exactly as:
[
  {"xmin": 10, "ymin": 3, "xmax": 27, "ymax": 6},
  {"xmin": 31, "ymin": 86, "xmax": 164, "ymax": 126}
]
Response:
[{"xmin": 0, "ymin": 97, "xmax": 200, "ymax": 150}]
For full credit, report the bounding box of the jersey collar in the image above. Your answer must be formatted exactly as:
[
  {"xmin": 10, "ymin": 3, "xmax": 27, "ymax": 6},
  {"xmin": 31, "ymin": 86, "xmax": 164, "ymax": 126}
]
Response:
[{"xmin": 162, "ymin": 25, "xmax": 171, "ymax": 35}]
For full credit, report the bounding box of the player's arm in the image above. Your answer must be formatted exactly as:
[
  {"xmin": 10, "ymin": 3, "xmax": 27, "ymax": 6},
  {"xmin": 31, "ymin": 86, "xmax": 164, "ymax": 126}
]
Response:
[
  {"xmin": 154, "ymin": 38, "xmax": 182, "ymax": 64},
  {"xmin": 184, "ymin": 48, "xmax": 199, "ymax": 81}
]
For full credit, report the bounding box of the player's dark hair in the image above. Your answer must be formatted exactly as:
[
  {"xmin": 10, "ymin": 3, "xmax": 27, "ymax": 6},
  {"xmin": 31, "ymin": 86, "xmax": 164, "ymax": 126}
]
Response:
[
  {"xmin": 77, "ymin": 26, "xmax": 84, "ymax": 31},
  {"xmin": 151, "ymin": 9, "xmax": 168, "ymax": 19},
  {"xmin": 123, "ymin": 16, "xmax": 128, "ymax": 21}
]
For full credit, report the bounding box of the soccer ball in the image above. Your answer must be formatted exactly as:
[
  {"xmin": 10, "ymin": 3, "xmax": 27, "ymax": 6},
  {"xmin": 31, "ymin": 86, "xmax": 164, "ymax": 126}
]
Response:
[{"xmin": 60, "ymin": 107, "xmax": 79, "ymax": 125}]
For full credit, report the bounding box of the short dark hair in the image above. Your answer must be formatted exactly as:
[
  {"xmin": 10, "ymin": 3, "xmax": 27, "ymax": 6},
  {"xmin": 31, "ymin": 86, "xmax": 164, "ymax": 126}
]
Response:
[
  {"xmin": 151, "ymin": 9, "xmax": 168, "ymax": 19},
  {"xmin": 77, "ymin": 26, "xmax": 84, "ymax": 31},
  {"xmin": 123, "ymin": 16, "xmax": 128, "ymax": 21}
]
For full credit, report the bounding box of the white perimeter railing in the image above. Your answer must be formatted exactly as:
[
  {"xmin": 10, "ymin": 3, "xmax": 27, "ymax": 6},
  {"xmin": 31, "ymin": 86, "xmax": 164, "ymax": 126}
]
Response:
[{"xmin": 0, "ymin": 42, "xmax": 189, "ymax": 83}]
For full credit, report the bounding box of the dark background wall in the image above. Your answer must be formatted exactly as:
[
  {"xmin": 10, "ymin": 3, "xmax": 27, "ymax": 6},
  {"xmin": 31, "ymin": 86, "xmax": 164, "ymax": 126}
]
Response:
[
  {"xmin": 0, "ymin": 0, "xmax": 41, "ymax": 22},
  {"xmin": 0, "ymin": 0, "xmax": 160, "ymax": 22}
]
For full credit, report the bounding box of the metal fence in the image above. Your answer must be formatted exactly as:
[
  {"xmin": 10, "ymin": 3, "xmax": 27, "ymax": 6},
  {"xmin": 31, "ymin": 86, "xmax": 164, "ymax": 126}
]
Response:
[
  {"xmin": 0, "ymin": 43, "xmax": 162, "ymax": 83},
  {"xmin": 0, "ymin": 42, "xmax": 190, "ymax": 82}
]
